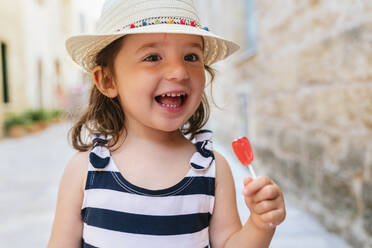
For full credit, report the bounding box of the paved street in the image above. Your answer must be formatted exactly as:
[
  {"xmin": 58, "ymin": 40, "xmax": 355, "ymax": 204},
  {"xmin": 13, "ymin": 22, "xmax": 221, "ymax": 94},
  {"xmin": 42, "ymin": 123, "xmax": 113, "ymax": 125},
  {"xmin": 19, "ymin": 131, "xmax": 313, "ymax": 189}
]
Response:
[{"xmin": 0, "ymin": 122, "xmax": 351, "ymax": 247}]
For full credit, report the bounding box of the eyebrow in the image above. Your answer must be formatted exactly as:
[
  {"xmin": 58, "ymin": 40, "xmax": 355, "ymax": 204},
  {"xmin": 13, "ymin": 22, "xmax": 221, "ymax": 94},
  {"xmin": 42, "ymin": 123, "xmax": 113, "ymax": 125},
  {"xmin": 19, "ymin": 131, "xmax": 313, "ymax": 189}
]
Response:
[{"xmin": 135, "ymin": 42, "xmax": 203, "ymax": 53}]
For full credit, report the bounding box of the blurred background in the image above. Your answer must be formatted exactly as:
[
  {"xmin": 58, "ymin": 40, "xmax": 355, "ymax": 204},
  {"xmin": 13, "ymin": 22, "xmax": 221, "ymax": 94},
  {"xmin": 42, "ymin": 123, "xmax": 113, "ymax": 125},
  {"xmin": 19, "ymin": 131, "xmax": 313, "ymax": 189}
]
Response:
[{"xmin": 0, "ymin": 0, "xmax": 371, "ymax": 247}]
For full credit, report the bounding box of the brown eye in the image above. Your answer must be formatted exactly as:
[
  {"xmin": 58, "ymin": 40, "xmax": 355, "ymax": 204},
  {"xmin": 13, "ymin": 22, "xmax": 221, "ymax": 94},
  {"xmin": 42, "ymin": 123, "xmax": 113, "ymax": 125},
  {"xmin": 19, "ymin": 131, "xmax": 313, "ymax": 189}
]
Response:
[
  {"xmin": 144, "ymin": 55, "xmax": 161, "ymax": 62},
  {"xmin": 185, "ymin": 54, "xmax": 199, "ymax": 62}
]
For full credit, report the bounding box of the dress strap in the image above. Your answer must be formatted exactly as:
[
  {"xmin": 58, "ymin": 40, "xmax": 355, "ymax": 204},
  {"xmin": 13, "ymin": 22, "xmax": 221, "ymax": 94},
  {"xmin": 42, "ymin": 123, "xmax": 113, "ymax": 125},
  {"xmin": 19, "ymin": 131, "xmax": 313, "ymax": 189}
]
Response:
[
  {"xmin": 189, "ymin": 130, "xmax": 215, "ymax": 171},
  {"xmin": 89, "ymin": 134, "xmax": 111, "ymax": 170}
]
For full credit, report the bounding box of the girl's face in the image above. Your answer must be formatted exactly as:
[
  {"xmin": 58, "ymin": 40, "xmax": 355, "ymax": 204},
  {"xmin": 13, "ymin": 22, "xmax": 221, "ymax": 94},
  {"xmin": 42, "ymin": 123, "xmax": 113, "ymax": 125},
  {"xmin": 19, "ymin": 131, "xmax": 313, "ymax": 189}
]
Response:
[{"xmin": 112, "ymin": 33, "xmax": 206, "ymax": 134}]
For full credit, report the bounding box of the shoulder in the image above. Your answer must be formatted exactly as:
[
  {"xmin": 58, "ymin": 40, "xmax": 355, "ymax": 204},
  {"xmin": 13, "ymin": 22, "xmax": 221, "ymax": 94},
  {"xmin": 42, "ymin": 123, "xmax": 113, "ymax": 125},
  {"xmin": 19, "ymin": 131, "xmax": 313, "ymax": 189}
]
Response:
[
  {"xmin": 62, "ymin": 151, "xmax": 90, "ymax": 191},
  {"xmin": 65, "ymin": 151, "xmax": 90, "ymax": 174},
  {"xmin": 213, "ymin": 150, "xmax": 234, "ymax": 185},
  {"xmin": 47, "ymin": 151, "xmax": 90, "ymax": 247}
]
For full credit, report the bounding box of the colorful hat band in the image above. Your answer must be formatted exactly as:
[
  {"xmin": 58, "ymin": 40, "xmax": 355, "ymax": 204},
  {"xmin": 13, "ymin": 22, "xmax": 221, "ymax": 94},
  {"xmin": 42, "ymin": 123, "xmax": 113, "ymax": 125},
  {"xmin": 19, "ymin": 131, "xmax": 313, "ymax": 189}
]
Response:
[{"xmin": 116, "ymin": 16, "xmax": 210, "ymax": 32}]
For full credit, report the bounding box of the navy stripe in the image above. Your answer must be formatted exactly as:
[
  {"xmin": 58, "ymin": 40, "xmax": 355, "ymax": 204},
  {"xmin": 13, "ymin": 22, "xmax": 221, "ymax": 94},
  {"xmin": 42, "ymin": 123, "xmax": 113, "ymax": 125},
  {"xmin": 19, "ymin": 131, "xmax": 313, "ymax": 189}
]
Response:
[
  {"xmin": 82, "ymin": 240, "xmax": 98, "ymax": 248},
  {"xmin": 82, "ymin": 240, "xmax": 209, "ymax": 248},
  {"xmin": 86, "ymin": 171, "xmax": 215, "ymax": 196},
  {"xmin": 84, "ymin": 207, "xmax": 211, "ymax": 235},
  {"xmin": 89, "ymin": 152, "xmax": 110, "ymax": 169},
  {"xmin": 191, "ymin": 162, "xmax": 206, "ymax": 170}
]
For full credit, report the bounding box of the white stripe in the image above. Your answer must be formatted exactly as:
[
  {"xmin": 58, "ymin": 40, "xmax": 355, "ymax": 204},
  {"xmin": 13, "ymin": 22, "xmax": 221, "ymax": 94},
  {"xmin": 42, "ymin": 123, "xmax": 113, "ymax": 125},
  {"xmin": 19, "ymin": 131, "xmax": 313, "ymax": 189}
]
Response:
[
  {"xmin": 187, "ymin": 160, "xmax": 216, "ymax": 177},
  {"xmin": 82, "ymin": 189, "xmax": 214, "ymax": 215},
  {"xmin": 209, "ymin": 197, "xmax": 215, "ymax": 215},
  {"xmin": 194, "ymin": 132, "xmax": 212, "ymax": 142},
  {"xmin": 89, "ymin": 158, "xmax": 216, "ymax": 179},
  {"xmin": 91, "ymin": 146, "xmax": 110, "ymax": 158},
  {"xmin": 190, "ymin": 152, "xmax": 213, "ymax": 168},
  {"xmin": 83, "ymin": 223, "xmax": 209, "ymax": 248},
  {"xmin": 204, "ymin": 141, "xmax": 213, "ymax": 151}
]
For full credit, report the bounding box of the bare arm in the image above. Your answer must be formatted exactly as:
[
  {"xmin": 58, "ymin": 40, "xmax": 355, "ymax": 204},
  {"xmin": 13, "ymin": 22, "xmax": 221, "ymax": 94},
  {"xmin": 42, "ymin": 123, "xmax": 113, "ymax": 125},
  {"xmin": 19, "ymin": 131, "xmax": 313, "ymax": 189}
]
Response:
[
  {"xmin": 209, "ymin": 151, "xmax": 285, "ymax": 248},
  {"xmin": 47, "ymin": 151, "xmax": 89, "ymax": 248}
]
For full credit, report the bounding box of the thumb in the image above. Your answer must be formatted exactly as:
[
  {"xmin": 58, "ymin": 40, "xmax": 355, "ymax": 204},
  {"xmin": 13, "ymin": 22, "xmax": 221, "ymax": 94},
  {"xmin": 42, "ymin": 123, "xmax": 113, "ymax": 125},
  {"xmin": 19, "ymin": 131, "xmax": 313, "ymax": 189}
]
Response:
[{"xmin": 242, "ymin": 177, "xmax": 254, "ymax": 208}]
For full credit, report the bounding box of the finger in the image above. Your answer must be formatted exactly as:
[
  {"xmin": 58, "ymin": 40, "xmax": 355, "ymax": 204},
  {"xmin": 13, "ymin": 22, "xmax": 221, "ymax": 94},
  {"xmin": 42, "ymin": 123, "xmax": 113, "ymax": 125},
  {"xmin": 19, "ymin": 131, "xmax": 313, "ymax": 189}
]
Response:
[
  {"xmin": 243, "ymin": 193, "xmax": 255, "ymax": 208},
  {"xmin": 243, "ymin": 176, "xmax": 253, "ymax": 186},
  {"xmin": 252, "ymin": 198, "xmax": 280, "ymax": 215},
  {"xmin": 260, "ymin": 208, "xmax": 286, "ymax": 225},
  {"xmin": 244, "ymin": 176, "xmax": 272, "ymax": 196},
  {"xmin": 253, "ymin": 184, "xmax": 281, "ymax": 203}
]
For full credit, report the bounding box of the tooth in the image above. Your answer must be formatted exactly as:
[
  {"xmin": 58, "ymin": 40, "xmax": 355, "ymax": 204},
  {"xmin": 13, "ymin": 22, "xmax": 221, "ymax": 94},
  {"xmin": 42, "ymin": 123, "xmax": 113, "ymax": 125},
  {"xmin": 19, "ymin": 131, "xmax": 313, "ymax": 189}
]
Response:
[
  {"xmin": 171, "ymin": 93, "xmax": 176, "ymax": 97},
  {"xmin": 176, "ymin": 93, "xmax": 181, "ymax": 97},
  {"xmin": 162, "ymin": 94, "xmax": 165, "ymax": 97},
  {"xmin": 166, "ymin": 93, "xmax": 171, "ymax": 97}
]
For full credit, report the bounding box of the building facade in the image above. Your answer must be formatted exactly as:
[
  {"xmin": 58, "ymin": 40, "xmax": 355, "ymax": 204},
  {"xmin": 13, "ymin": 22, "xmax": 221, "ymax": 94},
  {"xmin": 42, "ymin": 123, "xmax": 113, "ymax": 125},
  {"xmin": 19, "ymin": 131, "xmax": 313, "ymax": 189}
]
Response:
[
  {"xmin": 196, "ymin": 0, "xmax": 372, "ymax": 247},
  {"xmin": 0, "ymin": 0, "xmax": 96, "ymax": 137}
]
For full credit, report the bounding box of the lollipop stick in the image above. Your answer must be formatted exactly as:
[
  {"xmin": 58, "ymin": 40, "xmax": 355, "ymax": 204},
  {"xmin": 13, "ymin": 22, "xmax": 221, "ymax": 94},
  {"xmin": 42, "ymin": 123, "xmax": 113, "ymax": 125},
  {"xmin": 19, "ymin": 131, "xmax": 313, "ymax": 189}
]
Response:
[{"xmin": 248, "ymin": 164, "xmax": 257, "ymax": 179}]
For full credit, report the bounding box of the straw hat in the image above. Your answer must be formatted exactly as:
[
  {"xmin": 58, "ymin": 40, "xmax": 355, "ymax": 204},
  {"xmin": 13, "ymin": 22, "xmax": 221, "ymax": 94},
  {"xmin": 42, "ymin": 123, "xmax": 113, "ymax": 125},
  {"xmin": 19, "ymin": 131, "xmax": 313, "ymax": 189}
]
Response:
[{"xmin": 66, "ymin": 0, "xmax": 240, "ymax": 73}]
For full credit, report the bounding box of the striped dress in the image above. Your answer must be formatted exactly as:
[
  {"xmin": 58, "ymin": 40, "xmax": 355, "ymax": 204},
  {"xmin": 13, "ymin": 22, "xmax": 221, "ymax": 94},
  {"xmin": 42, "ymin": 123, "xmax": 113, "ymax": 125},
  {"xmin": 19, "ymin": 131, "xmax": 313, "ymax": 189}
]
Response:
[{"xmin": 82, "ymin": 130, "xmax": 216, "ymax": 248}]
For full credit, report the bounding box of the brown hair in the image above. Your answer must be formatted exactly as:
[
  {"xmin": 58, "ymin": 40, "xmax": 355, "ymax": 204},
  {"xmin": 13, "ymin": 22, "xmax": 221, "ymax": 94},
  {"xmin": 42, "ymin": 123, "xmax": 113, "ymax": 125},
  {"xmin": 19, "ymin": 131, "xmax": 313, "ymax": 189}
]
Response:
[{"xmin": 69, "ymin": 36, "xmax": 216, "ymax": 151}]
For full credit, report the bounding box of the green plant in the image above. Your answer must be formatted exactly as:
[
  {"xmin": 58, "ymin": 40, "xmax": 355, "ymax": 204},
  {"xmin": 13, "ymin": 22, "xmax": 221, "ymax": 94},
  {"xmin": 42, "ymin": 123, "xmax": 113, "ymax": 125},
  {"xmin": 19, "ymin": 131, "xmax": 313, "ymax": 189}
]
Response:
[
  {"xmin": 48, "ymin": 109, "xmax": 65, "ymax": 120},
  {"xmin": 3, "ymin": 114, "xmax": 32, "ymax": 132},
  {"xmin": 2, "ymin": 108, "xmax": 66, "ymax": 136},
  {"xmin": 24, "ymin": 109, "xmax": 49, "ymax": 122}
]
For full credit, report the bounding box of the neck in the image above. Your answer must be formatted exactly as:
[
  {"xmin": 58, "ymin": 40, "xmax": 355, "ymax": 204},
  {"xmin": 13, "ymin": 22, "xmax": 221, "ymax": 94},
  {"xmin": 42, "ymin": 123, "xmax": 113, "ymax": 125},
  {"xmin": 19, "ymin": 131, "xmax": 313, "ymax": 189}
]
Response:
[
  {"xmin": 126, "ymin": 127, "xmax": 185, "ymax": 145},
  {"xmin": 111, "ymin": 121, "xmax": 188, "ymax": 152}
]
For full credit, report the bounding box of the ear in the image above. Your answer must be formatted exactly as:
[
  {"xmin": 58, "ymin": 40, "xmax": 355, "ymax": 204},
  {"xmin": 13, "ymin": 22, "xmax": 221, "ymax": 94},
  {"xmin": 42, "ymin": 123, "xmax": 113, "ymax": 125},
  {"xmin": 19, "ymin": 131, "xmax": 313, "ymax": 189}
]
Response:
[{"xmin": 92, "ymin": 66, "xmax": 118, "ymax": 98}]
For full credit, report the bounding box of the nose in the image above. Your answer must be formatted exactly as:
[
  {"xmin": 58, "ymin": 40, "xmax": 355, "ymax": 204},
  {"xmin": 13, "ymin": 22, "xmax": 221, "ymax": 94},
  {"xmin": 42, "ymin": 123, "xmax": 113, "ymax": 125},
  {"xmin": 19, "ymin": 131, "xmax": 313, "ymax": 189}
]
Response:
[{"xmin": 163, "ymin": 58, "xmax": 190, "ymax": 82}]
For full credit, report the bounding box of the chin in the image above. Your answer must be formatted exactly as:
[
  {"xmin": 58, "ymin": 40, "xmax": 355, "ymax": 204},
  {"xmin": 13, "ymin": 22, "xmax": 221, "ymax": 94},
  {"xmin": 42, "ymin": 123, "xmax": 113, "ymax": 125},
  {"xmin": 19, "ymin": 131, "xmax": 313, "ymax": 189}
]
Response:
[
  {"xmin": 156, "ymin": 124, "xmax": 183, "ymax": 133},
  {"xmin": 153, "ymin": 120, "xmax": 187, "ymax": 133}
]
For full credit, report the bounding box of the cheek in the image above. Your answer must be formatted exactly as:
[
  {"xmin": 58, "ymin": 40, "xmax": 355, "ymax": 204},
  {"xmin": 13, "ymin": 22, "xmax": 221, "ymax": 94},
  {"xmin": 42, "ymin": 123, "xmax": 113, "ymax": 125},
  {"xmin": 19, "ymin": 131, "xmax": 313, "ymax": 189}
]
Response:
[{"xmin": 194, "ymin": 70, "xmax": 206, "ymax": 92}]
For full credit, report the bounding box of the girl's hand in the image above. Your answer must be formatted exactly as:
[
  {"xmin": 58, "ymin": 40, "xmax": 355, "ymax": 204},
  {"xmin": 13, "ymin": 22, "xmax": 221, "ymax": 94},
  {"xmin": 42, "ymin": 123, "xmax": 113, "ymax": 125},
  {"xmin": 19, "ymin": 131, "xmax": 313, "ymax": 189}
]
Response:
[{"xmin": 242, "ymin": 176, "xmax": 286, "ymax": 231}]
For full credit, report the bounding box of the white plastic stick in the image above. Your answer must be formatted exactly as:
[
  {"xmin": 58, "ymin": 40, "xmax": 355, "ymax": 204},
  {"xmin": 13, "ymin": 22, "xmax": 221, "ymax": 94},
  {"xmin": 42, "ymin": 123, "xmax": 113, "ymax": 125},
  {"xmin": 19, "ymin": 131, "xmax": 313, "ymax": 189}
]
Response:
[{"xmin": 248, "ymin": 164, "xmax": 257, "ymax": 179}]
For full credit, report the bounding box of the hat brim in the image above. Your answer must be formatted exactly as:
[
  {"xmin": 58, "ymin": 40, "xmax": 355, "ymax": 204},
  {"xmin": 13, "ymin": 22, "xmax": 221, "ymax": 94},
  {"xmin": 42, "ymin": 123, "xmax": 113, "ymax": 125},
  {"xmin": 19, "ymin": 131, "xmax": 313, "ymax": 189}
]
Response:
[{"xmin": 66, "ymin": 24, "xmax": 240, "ymax": 73}]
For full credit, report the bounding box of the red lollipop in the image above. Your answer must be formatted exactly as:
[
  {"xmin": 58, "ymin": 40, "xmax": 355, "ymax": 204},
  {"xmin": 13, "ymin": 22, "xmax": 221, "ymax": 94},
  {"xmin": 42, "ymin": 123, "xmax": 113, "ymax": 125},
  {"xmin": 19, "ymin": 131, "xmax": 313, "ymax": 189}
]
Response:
[{"xmin": 232, "ymin": 137, "xmax": 257, "ymax": 178}]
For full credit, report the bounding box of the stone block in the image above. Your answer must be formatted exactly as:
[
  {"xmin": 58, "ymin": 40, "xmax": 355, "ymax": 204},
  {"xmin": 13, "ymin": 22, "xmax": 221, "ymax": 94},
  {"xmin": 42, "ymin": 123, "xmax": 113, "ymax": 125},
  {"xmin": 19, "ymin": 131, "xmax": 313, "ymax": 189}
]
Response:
[
  {"xmin": 320, "ymin": 171, "xmax": 358, "ymax": 220},
  {"xmin": 254, "ymin": 123, "xmax": 276, "ymax": 144},
  {"xmin": 304, "ymin": 138, "xmax": 324, "ymax": 166},
  {"xmin": 344, "ymin": 230, "xmax": 365, "ymax": 248},
  {"xmin": 303, "ymin": 163, "xmax": 321, "ymax": 199},
  {"xmin": 277, "ymin": 129, "xmax": 302, "ymax": 156},
  {"xmin": 366, "ymin": 145, "xmax": 372, "ymax": 181},
  {"xmin": 362, "ymin": 181, "xmax": 372, "ymax": 235},
  {"xmin": 320, "ymin": 87, "xmax": 361, "ymax": 127},
  {"xmin": 323, "ymin": 133, "xmax": 349, "ymax": 170},
  {"xmin": 287, "ymin": 160, "xmax": 306, "ymax": 193},
  {"xmin": 338, "ymin": 140, "xmax": 366, "ymax": 177},
  {"xmin": 298, "ymin": 44, "xmax": 335, "ymax": 86},
  {"xmin": 254, "ymin": 146, "xmax": 276, "ymax": 169},
  {"xmin": 339, "ymin": 25, "xmax": 372, "ymax": 82},
  {"xmin": 298, "ymin": 92, "xmax": 313, "ymax": 122},
  {"xmin": 360, "ymin": 87, "xmax": 372, "ymax": 130}
]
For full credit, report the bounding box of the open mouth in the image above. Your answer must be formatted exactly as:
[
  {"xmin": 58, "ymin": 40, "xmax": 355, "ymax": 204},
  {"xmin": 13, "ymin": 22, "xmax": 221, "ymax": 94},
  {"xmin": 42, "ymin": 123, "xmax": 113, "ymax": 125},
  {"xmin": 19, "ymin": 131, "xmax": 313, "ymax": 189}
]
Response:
[{"xmin": 154, "ymin": 92, "xmax": 188, "ymax": 109}]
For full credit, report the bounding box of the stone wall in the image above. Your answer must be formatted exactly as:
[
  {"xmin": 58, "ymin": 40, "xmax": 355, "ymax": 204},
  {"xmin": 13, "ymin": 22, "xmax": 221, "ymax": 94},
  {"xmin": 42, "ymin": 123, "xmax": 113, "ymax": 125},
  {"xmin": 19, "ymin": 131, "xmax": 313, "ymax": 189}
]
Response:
[
  {"xmin": 239, "ymin": 1, "xmax": 372, "ymax": 247},
  {"xmin": 205, "ymin": 0, "xmax": 372, "ymax": 247}
]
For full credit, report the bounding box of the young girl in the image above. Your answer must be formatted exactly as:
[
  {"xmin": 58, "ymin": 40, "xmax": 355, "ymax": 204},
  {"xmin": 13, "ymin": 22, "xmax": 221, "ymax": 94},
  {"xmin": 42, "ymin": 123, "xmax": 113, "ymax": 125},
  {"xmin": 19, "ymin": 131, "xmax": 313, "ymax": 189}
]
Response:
[{"xmin": 48, "ymin": 0, "xmax": 286, "ymax": 247}]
